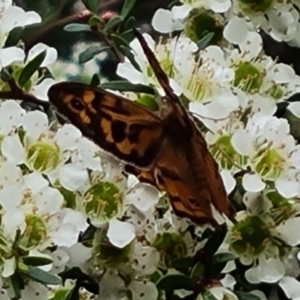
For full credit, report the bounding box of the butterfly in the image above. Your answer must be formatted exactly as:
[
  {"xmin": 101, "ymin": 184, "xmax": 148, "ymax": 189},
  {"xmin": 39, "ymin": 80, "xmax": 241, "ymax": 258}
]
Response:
[{"xmin": 47, "ymin": 29, "xmax": 235, "ymax": 225}]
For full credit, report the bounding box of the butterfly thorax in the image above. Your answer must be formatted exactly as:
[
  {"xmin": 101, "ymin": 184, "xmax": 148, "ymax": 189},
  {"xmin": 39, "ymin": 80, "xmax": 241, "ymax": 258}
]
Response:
[{"xmin": 162, "ymin": 111, "xmax": 194, "ymax": 143}]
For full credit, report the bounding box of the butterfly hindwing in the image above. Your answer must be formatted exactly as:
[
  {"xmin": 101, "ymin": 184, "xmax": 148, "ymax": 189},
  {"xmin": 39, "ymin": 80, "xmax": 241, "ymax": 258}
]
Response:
[
  {"xmin": 133, "ymin": 29, "xmax": 234, "ymax": 222},
  {"xmin": 48, "ymin": 82, "xmax": 163, "ymax": 168}
]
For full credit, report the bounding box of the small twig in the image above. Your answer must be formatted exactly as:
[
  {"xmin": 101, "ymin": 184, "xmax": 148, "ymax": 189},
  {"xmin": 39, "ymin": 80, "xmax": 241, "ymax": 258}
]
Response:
[
  {"xmin": 0, "ymin": 79, "xmax": 50, "ymax": 109},
  {"xmin": 23, "ymin": 10, "xmax": 92, "ymax": 51},
  {"xmin": 93, "ymin": 27, "xmax": 124, "ymax": 63},
  {"xmin": 24, "ymin": 8, "xmax": 124, "ymax": 64}
]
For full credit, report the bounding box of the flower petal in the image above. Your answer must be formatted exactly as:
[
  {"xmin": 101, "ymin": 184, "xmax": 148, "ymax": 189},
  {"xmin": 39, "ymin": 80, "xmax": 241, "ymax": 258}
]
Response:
[
  {"xmin": 107, "ymin": 219, "xmax": 135, "ymax": 248},
  {"xmin": 22, "ymin": 110, "xmax": 48, "ymax": 140},
  {"xmin": 242, "ymin": 174, "xmax": 266, "ymax": 193},
  {"xmin": 1, "ymin": 135, "xmax": 25, "ymax": 164},
  {"xmin": 126, "ymin": 183, "xmax": 159, "ymax": 212},
  {"xmin": 276, "ymin": 217, "xmax": 300, "ymax": 246},
  {"xmin": 0, "ymin": 47, "xmax": 25, "ymax": 67},
  {"xmin": 220, "ymin": 170, "xmax": 236, "ymax": 194},
  {"xmin": 58, "ymin": 164, "xmax": 89, "ymax": 191},
  {"xmin": 279, "ymin": 276, "xmax": 300, "ymax": 300}
]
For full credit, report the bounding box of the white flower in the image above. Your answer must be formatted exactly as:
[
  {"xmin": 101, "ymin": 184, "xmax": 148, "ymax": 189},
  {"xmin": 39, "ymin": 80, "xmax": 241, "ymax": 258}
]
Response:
[
  {"xmin": 172, "ymin": 0, "xmax": 231, "ymax": 20},
  {"xmin": 130, "ymin": 242, "xmax": 160, "ymax": 275},
  {"xmin": 152, "ymin": 8, "xmax": 184, "ymax": 33},
  {"xmin": 117, "ymin": 33, "xmax": 197, "ymax": 96},
  {"xmin": 0, "ymin": 3, "xmax": 41, "ymax": 68},
  {"xmin": 227, "ymin": 191, "xmax": 300, "ymax": 285},
  {"xmin": 21, "ymin": 281, "xmax": 49, "ymax": 300},
  {"xmin": 225, "ymin": 17, "xmax": 263, "ymax": 59},
  {"xmin": 50, "ymin": 208, "xmax": 88, "ymax": 247},
  {"xmin": 0, "ymin": 169, "xmax": 87, "ymax": 248},
  {"xmin": 178, "ymin": 46, "xmax": 235, "ymax": 102},
  {"xmin": 27, "ymin": 43, "xmax": 57, "ymax": 68},
  {"xmin": 231, "ymin": 113, "xmax": 299, "ymax": 195},
  {"xmin": 229, "ymin": 1, "xmax": 300, "ymax": 46}
]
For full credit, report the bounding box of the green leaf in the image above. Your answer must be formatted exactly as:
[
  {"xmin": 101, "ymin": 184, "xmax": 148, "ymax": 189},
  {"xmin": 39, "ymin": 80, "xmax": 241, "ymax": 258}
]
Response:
[
  {"xmin": 81, "ymin": 280, "xmax": 100, "ymax": 295},
  {"xmin": 119, "ymin": 45, "xmax": 140, "ymax": 70},
  {"xmin": 121, "ymin": 0, "xmax": 137, "ymax": 19},
  {"xmin": 197, "ymin": 33, "xmax": 215, "ymax": 50},
  {"xmin": 104, "ymin": 15, "xmax": 124, "ymax": 32},
  {"xmin": 22, "ymin": 256, "xmax": 53, "ymax": 267},
  {"xmin": 191, "ymin": 261, "xmax": 205, "ymax": 278},
  {"xmin": 201, "ymin": 289, "xmax": 218, "ymax": 300},
  {"xmin": 90, "ymin": 73, "xmax": 101, "ymax": 87},
  {"xmin": 156, "ymin": 274, "xmax": 194, "ymax": 291},
  {"xmin": 0, "ymin": 68, "xmax": 12, "ymax": 82},
  {"xmin": 100, "ymin": 80, "xmax": 154, "ymax": 94},
  {"xmin": 78, "ymin": 46, "xmax": 109, "ymax": 64},
  {"xmin": 212, "ymin": 253, "xmax": 236, "ymax": 264},
  {"xmin": 65, "ymin": 285, "xmax": 80, "ymax": 300},
  {"xmin": 64, "ymin": 23, "xmax": 91, "ymax": 32},
  {"xmin": 136, "ymin": 94, "xmax": 159, "ymax": 111},
  {"xmin": 79, "ymin": 224, "xmax": 97, "ymax": 243},
  {"xmin": 168, "ymin": 0, "xmax": 180, "ymax": 8},
  {"xmin": 209, "ymin": 252, "xmax": 236, "ymax": 277},
  {"xmin": 10, "ymin": 273, "xmax": 23, "ymax": 299},
  {"xmin": 121, "ymin": 29, "xmax": 134, "ymax": 42},
  {"xmin": 59, "ymin": 266, "xmax": 86, "ymax": 283},
  {"xmin": 26, "ymin": 266, "xmax": 61, "ymax": 285},
  {"xmin": 89, "ymin": 15, "xmax": 104, "ymax": 26},
  {"xmin": 123, "ymin": 16, "xmax": 137, "ymax": 31},
  {"xmin": 111, "ymin": 33, "xmax": 129, "ymax": 48},
  {"xmin": 170, "ymin": 257, "xmax": 195, "ymax": 270},
  {"xmin": 235, "ymin": 292, "xmax": 260, "ymax": 300},
  {"xmin": 82, "ymin": 0, "xmax": 98, "ymax": 13},
  {"xmin": 18, "ymin": 50, "xmax": 46, "ymax": 87},
  {"xmin": 203, "ymin": 224, "xmax": 227, "ymax": 256},
  {"xmin": 5, "ymin": 26, "xmax": 23, "ymax": 47}
]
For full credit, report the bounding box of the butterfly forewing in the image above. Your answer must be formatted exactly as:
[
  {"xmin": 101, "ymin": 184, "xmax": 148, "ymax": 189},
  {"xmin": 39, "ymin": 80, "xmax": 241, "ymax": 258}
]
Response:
[{"xmin": 48, "ymin": 82, "xmax": 163, "ymax": 169}]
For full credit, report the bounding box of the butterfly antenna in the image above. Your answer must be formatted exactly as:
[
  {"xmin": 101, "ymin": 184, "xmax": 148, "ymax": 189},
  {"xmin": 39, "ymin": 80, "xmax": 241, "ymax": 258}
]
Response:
[{"xmin": 133, "ymin": 28, "xmax": 178, "ymax": 102}]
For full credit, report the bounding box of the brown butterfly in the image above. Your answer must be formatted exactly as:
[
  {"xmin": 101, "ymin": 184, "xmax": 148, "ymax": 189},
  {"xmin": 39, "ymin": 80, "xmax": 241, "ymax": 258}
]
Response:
[{"xmin": 47, "ymin": 29, "xmax": 235, "ymax": 225}]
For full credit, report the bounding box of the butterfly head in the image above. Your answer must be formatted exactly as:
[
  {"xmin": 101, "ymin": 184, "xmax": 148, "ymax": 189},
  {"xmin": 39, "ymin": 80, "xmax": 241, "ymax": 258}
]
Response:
[{"xmin": 48, "ymin": 82, "xmax": 96, "ymax": 125}]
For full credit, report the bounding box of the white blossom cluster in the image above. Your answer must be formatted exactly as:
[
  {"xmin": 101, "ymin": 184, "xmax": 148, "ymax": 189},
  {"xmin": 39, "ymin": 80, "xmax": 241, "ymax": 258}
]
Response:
[{"xmin": 1, "ymin": 0, "xmax": 300, "ymax": 299}]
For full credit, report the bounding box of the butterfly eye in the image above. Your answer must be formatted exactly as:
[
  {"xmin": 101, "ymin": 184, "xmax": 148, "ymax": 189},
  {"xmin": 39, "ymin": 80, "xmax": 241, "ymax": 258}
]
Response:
[{"xmin": 70, "ymin": 98, "xmax": 85, "ymax": 110}]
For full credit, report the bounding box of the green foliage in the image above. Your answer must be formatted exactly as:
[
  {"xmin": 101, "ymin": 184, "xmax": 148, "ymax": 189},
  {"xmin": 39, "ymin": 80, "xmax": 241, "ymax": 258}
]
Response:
[
  {"xmin": 78, "ymin": 46, "xmax": 109, "ymax": 64},
  {"xmin": 100, "ymin": 80, "xmax": 154, "ymax": 94},
  {"xmin": 104, "ymin": 15, "xmax": 124, "ymax": 32},
  {"xmin": 26, "ymin": 266, "xmax": 61, "ymax": 285},
  {"xmin": 157, "ymin": 274, "xmax": 194, "ymax": 291},
  {"xmin": 82, "ymin": 0, "xmax": 99, "ymax": 13},
  {"xmin": 5, "ymin": 27, "xmax": 24, "ymax": 47},
  {"xmin": 64, "ymin": 23, "xmax": 92, "ymax": 32},
  {"xmin": 235, "ymin": 292, "xmax": 261, "ymax": 300},
  {"xmin": 65, "ymin": 285, "xmax": 80, "ymax": 300},
  {"xmin": 22, "ymin": 255, "xmax": 53, "ymax": 266},
  {"xmin": 18, "ymin": 50, "xmax": 46, "ymax": 87},
  {"xmin": 121, "ymin": 0, "xmax": 137, "ymax": 19}
]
